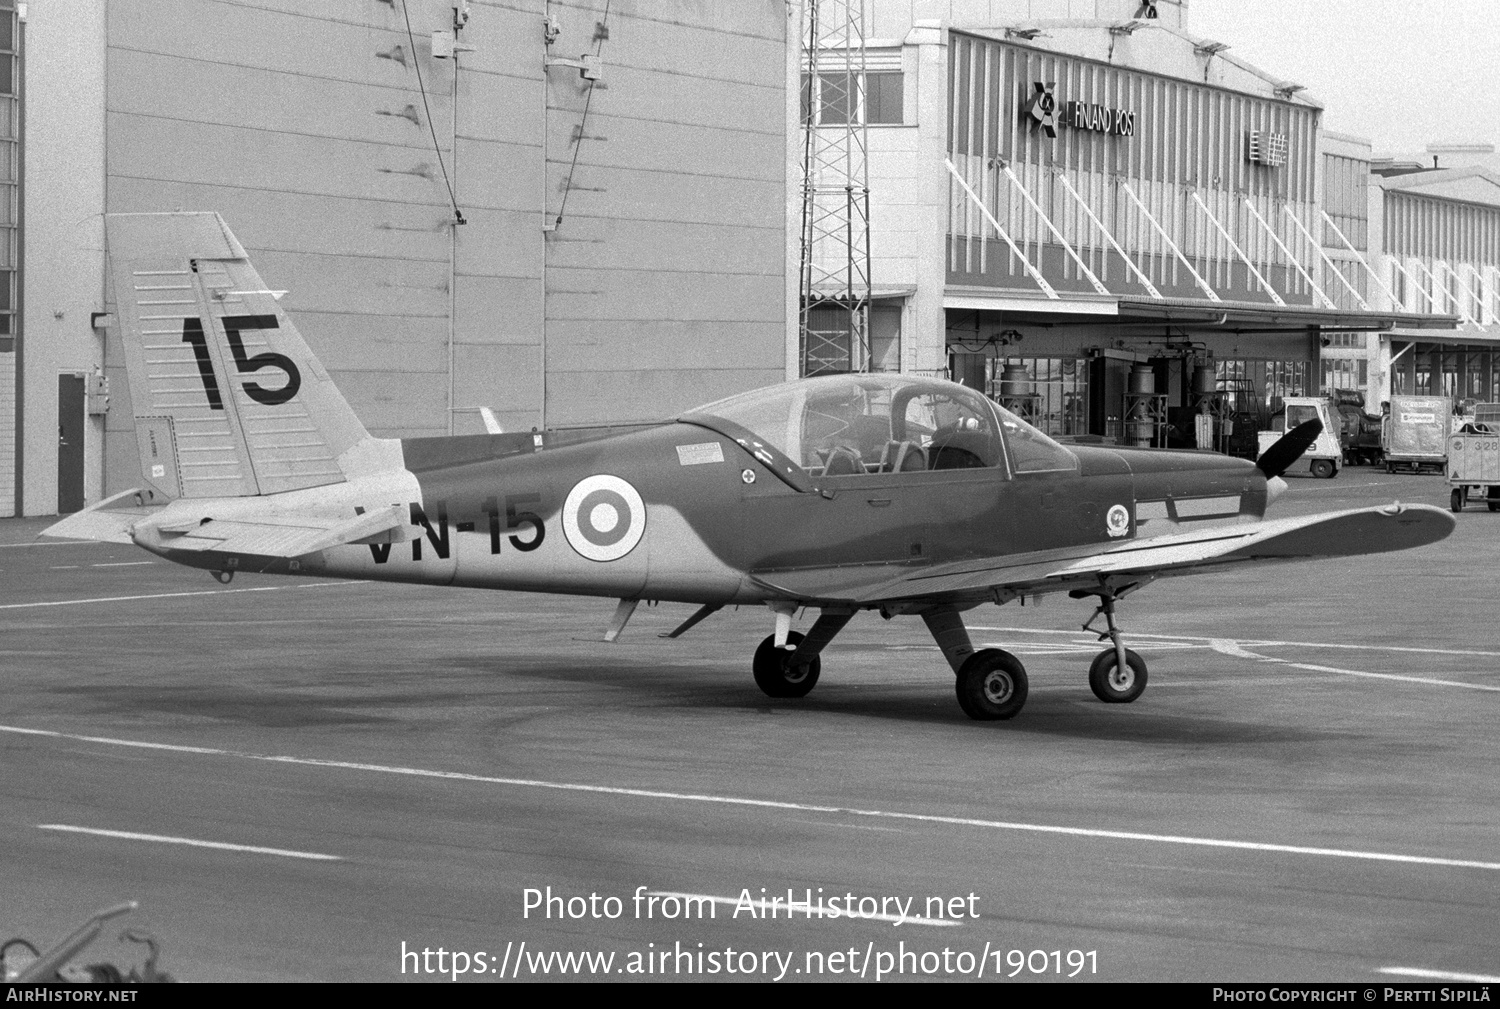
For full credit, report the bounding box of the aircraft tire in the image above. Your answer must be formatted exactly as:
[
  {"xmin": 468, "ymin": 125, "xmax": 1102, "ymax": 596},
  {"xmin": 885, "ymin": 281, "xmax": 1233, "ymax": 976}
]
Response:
[
  {"xmin": 752, "ymin": 632, "xmax": 820, "ymax": 699},
  {"xmin": 954, "ymin": 649, "xmax": 1028, "ymax": 721},
  {"xmin": 1088, "ymin": 648, "xmax": 1148, "ymax": 703}
]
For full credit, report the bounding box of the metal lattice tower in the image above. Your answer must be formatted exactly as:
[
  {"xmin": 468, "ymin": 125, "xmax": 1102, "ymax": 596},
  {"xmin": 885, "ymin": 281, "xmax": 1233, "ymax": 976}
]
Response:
[{"xmin": 798, "ymin": 0, "xmax": 872, "ymax": 376}]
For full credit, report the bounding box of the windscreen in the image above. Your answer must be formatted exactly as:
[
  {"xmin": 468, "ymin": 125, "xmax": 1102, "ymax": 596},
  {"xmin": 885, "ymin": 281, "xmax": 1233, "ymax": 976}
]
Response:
[{"xmin": 688, "ymin": 374, "xmax": 1076, "ymax": 477}]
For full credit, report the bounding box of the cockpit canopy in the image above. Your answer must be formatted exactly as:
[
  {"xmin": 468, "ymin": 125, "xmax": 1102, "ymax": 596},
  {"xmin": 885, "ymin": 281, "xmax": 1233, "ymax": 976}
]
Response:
[{"xmin": 686, "ymin": 374, "xmax": 1077, "ymax": 478}]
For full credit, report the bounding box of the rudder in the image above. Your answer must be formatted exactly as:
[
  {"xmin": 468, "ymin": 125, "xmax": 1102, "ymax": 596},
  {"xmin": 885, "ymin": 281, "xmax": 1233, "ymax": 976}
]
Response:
[{"xmin": 107, "ymin": 212, "xmax": 384, "ymax": 500}]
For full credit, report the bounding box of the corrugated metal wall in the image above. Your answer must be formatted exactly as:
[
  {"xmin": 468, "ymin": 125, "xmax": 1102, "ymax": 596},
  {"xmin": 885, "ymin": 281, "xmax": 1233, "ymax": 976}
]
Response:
[
  {"xmin": 1385, "ymin": 191, "xmax": 1500, "ymax": 322},
  {"xmin": 945, "ymin": 32, "xmax": 1321, "ymax": 304},
  {"xmin": 1320, "ymin": 151, "xmax": 1371, "ymax": 311}
]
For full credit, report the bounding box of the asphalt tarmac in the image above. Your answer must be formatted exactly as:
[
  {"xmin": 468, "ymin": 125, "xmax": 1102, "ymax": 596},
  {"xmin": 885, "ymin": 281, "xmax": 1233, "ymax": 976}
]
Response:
[{"xmin": 2, "ymin": 468, "xmax": 1498, "ymax": 983}]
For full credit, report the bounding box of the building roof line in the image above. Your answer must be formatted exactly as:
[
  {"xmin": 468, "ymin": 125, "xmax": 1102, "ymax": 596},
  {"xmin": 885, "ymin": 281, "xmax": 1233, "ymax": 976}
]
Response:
[{"xmin": 949, "ymin": 19, "xmax": 1322, "ymax": 109}]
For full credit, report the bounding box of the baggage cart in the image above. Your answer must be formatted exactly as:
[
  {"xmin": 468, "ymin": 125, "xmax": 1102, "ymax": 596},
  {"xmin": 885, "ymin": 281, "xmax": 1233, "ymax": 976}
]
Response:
[
  {"xmin": 1447, "ymin": 403, "xmax": 1500, "ymax": 512},
  {"xmin": 1383, "ymin": 395, "xmax": 1451, "ymax": 474}
]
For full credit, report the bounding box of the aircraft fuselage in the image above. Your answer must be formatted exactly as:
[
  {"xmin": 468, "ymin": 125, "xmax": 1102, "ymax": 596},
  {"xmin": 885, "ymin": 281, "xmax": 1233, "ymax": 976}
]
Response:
[{"xmin": 134, "ymin": 421, "xmax": 1269, "ymax": 608}]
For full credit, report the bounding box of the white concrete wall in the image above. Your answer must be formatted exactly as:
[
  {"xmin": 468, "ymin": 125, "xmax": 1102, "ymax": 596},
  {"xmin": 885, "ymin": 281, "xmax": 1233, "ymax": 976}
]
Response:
[
  {"xmin": 22, "ymin": 0, "xmax": 108, "ymax": 516},
  {"xmin": 907, "ymin": 22, "xmax": 951, "ymax": 374}
]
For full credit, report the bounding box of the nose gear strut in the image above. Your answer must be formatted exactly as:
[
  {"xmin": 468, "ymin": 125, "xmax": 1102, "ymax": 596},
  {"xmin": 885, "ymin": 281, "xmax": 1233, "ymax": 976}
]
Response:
[{"xmin": 1071, "ymin": 583, "xmax": 1149, "ymax": 704}]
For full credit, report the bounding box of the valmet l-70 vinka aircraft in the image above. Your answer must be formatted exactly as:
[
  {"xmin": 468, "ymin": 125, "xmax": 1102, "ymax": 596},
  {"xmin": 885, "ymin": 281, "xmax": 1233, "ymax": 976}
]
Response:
[{"xmin": 45, "ymin": 213, "xmax": 1455, "ymax": 721}]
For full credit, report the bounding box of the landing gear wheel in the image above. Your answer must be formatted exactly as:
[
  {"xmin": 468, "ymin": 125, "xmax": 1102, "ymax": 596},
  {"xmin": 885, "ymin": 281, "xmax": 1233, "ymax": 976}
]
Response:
[
  {"xmin": 1452, "ymin": 488, "xmax": 1466, "ymax": 512},
  {"xmin": 1088, "ymin": 648, "xmax": 1148, "ymax": 703},
  {"xmin": 753, "ymin": 632, "xmax": 820, "ymax": 698},
  {"xmin": 1310, "ymin": 459, "xmax": 1335, "ymax": 479},
  {"xmin": 954, "ymin": 649, "xmax": 1028, "ymax": 721}
]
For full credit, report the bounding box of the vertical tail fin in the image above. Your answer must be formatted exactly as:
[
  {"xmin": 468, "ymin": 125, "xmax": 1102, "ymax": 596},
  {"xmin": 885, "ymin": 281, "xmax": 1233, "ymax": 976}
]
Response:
[{"xmin": 107, "ymin": 212, "xmax": 391, "ymax": 500}]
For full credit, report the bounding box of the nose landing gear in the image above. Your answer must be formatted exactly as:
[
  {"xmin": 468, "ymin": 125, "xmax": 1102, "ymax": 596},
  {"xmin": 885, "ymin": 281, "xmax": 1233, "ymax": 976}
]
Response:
[{"xmin": 1074, "ymin": 588, "xmax": 1148, "ymax": 704}]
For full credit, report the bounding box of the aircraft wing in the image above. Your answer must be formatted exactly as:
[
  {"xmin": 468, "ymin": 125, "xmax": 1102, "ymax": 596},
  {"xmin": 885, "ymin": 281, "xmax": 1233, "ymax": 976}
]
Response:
[
  {"xmin": 42, "ymin": 493, "xmax": 405, "ymax": 558},
  {"xmin": 750, "ymin": 503, "xmax": 1455, "ymax": 606}
]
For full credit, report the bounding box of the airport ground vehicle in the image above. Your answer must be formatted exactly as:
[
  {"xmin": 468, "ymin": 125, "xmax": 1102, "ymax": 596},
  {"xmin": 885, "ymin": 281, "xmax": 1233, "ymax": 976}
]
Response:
[
  {"xmin": 1448, "ymin": 404, "xmax": 1500, "ymax": 512},
  {"xmin": 1331, "ymin": 391, "xmax": 1384, "ymax": 466},
  {"xmin": 1257, "ymin": 398, "xmax": 1342, "ymax": 478},
  {"xmin": 1384, "ymin": 395, "xmax": 1452, "ymax": 474}
]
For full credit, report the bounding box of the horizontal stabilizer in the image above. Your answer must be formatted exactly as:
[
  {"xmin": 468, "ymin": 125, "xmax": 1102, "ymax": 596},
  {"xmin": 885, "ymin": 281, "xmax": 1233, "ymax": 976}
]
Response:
[
  {"xmin": 40, "ymin": 489, "xmax": 166, "ymax": 544},
  {"xmin": 138, "ymin": 504, "xmax": 405, "ymax": 558}
]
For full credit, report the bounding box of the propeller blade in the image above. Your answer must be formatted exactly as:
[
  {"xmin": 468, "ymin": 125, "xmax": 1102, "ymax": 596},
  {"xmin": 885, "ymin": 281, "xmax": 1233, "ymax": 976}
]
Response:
[{"xmin": 1256, "ymin": 418, "xmax": 1323, "ymax": 479}]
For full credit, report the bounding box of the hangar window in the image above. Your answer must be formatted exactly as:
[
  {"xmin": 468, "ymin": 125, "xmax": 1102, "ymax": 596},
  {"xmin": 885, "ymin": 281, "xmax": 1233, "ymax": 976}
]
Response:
[
  {"xmin": 802, "ymin": 71, "xmax": 905, "ymax": 126},
  {"xmin": 802, "ymin": 303, "xmax": 901, "ymax": 374}
]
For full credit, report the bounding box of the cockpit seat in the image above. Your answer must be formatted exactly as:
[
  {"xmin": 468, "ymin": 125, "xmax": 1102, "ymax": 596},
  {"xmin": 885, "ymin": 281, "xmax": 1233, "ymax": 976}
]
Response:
[
  {"xmin": 821, "ymin": 444, "xmax": 864, "ymax": 476},
  {"xmin": 929, "ymin": 431, "xmax": 991, "ymax": 470},
  {"xmin": 881, "ymin": 440, "xmax": 927, "ymax": 473}
]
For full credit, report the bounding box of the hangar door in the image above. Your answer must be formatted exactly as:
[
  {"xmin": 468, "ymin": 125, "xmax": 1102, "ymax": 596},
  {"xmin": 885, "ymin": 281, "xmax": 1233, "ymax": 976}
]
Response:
[{"xmin": 57, "ymin": 373, "xmax": 85, "ymax": 513}]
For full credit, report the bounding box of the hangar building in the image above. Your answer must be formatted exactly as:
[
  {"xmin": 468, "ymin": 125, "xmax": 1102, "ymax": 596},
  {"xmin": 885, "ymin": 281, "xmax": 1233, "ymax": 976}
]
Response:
[
  {"xmin": 1318, "ymin": 141, "xmax": 1500, "ymax": 409},
  {"xmin": 3, "ymin": 0, "xmax": 794, "ymax": 517},
  {"xmin": 821, "ymin": 0, "xmax": 1452, "ymax": 450}
]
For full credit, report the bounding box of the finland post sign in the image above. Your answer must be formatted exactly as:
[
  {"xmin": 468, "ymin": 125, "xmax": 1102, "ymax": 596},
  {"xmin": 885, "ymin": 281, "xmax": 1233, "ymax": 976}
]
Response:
[{"xmin": 1023, "ymin": 81, "xmax": 1136, "ymax": 138}]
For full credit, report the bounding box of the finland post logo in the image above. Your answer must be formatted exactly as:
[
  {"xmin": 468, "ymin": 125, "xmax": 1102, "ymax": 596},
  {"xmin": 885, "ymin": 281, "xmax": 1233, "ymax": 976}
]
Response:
[
  {"xmin": 562, "ymin": 475, "xmax": 647, "ymax": 562},
  {"xmin": 1022, "ymin": 81, "xmax": 1057, "ymax": 137}
]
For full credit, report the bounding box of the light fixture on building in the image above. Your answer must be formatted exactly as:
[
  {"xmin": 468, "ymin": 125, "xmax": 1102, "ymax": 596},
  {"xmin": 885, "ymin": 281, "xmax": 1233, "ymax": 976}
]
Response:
[
  {"xmin": 1134, "ymin": 1, "xmax": 1159, "ymax": 17},
  {"xmin": 1110, "ymin": 20, "xmax": 1147, "ymax": 36},
  {"xmin": 1004, "ymin": 27, "xmax": 1046, "ymax": 40},
  {"xmin": 1194, "ymin": 40, "xmax": 1230, "ymax": 56},
  {"xmin": 1274, "ymin": 82, "xmax": 1306, "ymax": 100}
]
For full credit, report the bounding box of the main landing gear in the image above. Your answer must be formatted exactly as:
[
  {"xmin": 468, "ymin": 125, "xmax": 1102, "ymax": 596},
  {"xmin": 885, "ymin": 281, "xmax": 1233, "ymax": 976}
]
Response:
[
  {"xmin": 752, "ymin": 607, "xmax": 853, "ymax": 698},
  {"xmin": 921, "ymin": 606, "xmax": 1028, "ymax": 720},
  {"xmin": 748, "ymin": 602, "xmax": 1031, "ymax": 720},
  {"xmin": 748, "ymin": 589, "xmax": 1149, "ymax": 721}
]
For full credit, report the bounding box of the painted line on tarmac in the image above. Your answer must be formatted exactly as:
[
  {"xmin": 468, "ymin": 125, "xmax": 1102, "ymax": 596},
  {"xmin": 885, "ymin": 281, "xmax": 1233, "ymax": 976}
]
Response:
[
  {"xmin": 0, "ymin": 581, "xmax": 365, "ymax": 611},
  {"xmin": 1379, "ymin": 967, "xmax": 1500, "ymax": 983},
  {"xmin": 646, "ymin": 891, "xmax": 960, "ymax": 927},
  {"xmin": 36, "ymin": 824, "xmax": 342, "ymax": 861},
  {"xmin": 5, "ymin": 724, "xmax": 1500, "ymax": 874},
  {"xmin": 972, "ymin": 627, "xmax": 1500, "ymax": 659},
  {"xmin": 1199, "ymin": 640, "xmax": 1500, "ymax": 693},
  {"xmin": 1280, "ymin": 661, "xmax": 1500, "ymax": 693}
]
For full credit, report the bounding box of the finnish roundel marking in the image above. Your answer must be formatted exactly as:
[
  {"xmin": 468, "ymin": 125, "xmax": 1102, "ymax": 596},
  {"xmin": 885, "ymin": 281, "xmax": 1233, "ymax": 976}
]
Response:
[
  {"xmin": 1105, "ymin": 504, "xmax": 1130, "ymax": 538},
  {"xmin": 563, "ymin": 475, "xmax": 646, "ymax": 562}
]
